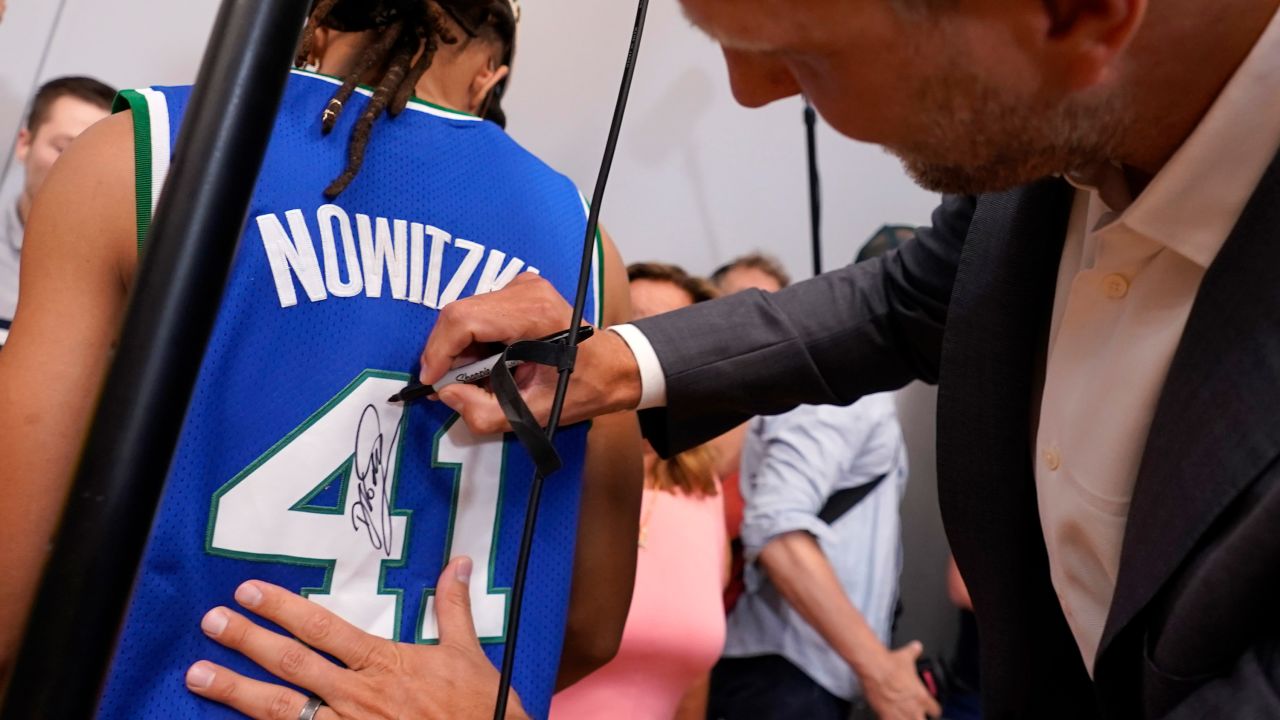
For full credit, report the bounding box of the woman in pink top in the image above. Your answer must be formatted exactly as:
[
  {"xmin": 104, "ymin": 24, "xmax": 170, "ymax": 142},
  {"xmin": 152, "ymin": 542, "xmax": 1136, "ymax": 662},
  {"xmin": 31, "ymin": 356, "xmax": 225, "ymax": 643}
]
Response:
[{"xmin": 552, "ymin": 264, "xmax": 728, "ymax": 720}]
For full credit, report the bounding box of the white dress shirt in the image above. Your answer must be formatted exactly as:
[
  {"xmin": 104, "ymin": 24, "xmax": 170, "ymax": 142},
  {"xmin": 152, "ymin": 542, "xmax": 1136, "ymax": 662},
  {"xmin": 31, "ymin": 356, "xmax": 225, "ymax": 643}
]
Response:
[
  {"xmin": 1038, "ymin": 5, "xmax": 1280, "ymax": 672},
  {"xmin": 611, "ymin": 1, "xmax": 1280, "ymax": 678}
]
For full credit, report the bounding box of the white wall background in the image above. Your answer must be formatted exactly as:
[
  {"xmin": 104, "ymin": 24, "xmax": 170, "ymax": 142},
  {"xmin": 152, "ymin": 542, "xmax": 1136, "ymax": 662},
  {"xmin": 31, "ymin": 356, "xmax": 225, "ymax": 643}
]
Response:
[
  {"xmin": 0, "ymin": 0, "xmax": 942, "ymax": 276},
  {"xmin": 507, "ymin": 0, "xmax": 943, "ymax": 280},
  {"xmin": 0, "ymin": 0, "xmax": 955, "ymax": 658}
]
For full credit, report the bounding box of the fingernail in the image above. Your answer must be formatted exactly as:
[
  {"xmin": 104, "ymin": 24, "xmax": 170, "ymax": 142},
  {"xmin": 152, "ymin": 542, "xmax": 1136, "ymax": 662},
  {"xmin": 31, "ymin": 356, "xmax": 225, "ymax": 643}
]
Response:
[
  {"xmin": 186, "ymin": 663, "xmax": 216, "ymax": 690},
  {"xmin": 201, "ymin": 608, "xmax": 229, "ymax": 637},
  {"xmin": 456, "ymin": 557, "xmax": 473, "ymax": 583},
  {"xmin": 235, "ymin": 582, "xmax": 263, "ymax": 608}
]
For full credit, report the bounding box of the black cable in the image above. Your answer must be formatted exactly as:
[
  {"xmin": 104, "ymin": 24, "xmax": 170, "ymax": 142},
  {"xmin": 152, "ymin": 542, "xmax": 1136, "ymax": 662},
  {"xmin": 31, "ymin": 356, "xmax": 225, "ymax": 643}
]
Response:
[
  {"xmin": 492, "ymin": 1, "xmax": 650, "ymax": 717},
  {"xmin": 804, "ymin": 98, "xmax": 822, "ymax": 276}
]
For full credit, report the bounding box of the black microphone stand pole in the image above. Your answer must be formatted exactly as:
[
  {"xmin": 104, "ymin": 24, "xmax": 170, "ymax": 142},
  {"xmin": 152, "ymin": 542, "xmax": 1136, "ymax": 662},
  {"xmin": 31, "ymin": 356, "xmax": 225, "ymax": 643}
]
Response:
[
  {"xmin": 1, "ymin": 1, "xmax": 310, "ymax": 716},
  {"xmin": 804, "ymin": 98, "xmax": 822, "ymax": 276}
]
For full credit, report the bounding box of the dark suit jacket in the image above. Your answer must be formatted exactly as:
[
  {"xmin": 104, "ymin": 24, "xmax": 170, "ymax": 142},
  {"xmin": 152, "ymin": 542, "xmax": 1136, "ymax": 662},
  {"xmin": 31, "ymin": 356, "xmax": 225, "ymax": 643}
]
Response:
[{"xmin": 633, "ymin": 157, "xmax": 1280, "ymax": 718}]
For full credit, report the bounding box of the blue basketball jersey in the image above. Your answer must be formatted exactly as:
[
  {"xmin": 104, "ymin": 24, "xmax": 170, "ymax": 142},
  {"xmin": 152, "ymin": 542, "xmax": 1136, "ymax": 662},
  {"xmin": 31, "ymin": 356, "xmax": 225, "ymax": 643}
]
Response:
[{"xmin": 97, "ymin": 71, "xmax": 603, "ymax": 720}]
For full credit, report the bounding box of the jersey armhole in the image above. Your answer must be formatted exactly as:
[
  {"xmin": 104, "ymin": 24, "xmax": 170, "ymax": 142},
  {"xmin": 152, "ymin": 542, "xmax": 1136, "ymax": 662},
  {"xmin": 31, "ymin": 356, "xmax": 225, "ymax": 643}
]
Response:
[
  {"xmin": 113, "ymin": 89, "xmax": 173, "ymax": 255},
  {"xmin": 577, "ymin": 192, "xmax": 606, "ymax": 328}
]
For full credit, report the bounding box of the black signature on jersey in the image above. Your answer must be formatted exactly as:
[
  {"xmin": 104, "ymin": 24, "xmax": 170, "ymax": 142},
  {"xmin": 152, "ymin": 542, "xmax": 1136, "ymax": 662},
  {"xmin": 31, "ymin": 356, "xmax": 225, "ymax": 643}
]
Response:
[{"xmin": 350, "ymin": 403, "xmax": 401, "ymax": 556}]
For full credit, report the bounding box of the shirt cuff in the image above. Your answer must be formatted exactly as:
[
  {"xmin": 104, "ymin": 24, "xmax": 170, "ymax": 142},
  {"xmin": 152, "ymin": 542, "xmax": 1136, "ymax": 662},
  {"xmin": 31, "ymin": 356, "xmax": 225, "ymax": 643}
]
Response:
[
  {"xmin": 608, "ymin": 324, "xmax": 667, "ymax": 410},
  {"xmin": 741, "ymin": 512, "xmax": 837, "ymax": 593},
  {"xmin": 741, "ymin": 511, "xmax": 837, "ymax": 561}
]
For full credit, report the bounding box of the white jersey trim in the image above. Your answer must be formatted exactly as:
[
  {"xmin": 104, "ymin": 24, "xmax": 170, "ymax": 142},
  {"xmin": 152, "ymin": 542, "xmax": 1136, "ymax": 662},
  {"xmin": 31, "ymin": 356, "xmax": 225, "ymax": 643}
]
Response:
[
  {"xmin": 138, "ymin": 88, "xmax": 172, "ymax": 218},
  {"xmin": 290, "ymin": 69, "xmax": 483, "ymax": 123},
  {"xmin": 578, "ymin": 192, "xmax": 604, "ymax": 328}
]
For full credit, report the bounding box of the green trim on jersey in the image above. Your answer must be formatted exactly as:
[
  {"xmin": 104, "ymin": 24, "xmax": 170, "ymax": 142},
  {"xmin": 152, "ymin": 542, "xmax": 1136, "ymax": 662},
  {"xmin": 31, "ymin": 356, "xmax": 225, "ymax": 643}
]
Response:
[
  {"xmin": 113, "ymin": 90, "xmax": 154, "ymax": 254},
  {"xmin": 594, "ymin": 229, "xmax": 606, "ymax": 326},
  {"xmin": 577, "ymin": 193, "xmax": 607, "ymax": 327}
]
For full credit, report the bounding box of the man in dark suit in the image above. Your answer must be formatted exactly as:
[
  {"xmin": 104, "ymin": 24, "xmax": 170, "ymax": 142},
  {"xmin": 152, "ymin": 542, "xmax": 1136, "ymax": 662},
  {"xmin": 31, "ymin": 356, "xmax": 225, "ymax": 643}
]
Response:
[
  {"xmin": 160, "ymin": 0, "xmax": 1279, "ymax": 717},
  {"xmin": 418, "ymin": 0, "xmax": 1280, "ymax": 717}
]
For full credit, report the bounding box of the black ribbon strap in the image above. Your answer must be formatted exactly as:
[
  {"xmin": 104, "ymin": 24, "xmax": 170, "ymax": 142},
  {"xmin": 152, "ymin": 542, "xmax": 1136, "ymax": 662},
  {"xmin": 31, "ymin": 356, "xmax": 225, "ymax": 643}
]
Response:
[
  {"xmin": 816, "ymin": 474, "xmax": 887, "ymax": 525},
  {"xmin": 487, "ymin": 338, "xmax": 582, "ymax": 477}
]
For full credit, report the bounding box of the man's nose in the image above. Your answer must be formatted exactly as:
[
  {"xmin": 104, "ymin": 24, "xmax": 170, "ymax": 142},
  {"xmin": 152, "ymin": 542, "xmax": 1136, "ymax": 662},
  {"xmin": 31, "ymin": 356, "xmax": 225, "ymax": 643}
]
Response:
[{"xmin": 722, "ymin": 48, "xmax": 801, "ymax": 108}]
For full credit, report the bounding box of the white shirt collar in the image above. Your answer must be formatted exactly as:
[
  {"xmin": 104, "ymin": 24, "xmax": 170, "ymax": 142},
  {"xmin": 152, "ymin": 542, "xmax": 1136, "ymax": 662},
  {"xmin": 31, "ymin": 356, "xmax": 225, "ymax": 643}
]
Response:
[{"xmin": 1073, "ymin": 4, "xmax": 1280, "ymax": 267}]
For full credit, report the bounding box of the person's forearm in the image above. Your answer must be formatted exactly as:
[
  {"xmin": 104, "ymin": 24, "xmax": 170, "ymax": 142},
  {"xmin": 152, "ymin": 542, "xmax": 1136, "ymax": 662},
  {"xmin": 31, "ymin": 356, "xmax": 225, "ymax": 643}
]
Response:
[
  {"xmin": 947, "ymin": 556, "xmax": 974, "ymax": 611},
  {"xmin": 0, "ymin": 113, "xmax": 139, "ymax": 680},
  {"xmin": 556, "ymin": 411, "xmax": 643, "ymax": 689},
  {"xmin": 674, "ymin": 672, "xmax": 711, "ymax": 720},
  {"xmin": 758, "ymin": 531, "xmax": 890, "ymax": 677}
]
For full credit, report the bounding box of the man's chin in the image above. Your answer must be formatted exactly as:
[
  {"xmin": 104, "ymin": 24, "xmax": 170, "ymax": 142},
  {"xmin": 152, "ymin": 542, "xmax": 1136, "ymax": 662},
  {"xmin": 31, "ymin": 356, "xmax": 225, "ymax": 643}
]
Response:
[{"xmin": 896, "ymin": 153, "xmax": 1048, "ymax": 196}]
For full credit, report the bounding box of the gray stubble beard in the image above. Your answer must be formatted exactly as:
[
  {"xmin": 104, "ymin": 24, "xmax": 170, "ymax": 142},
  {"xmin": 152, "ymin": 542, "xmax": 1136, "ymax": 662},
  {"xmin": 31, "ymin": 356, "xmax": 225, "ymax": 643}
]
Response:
[{"xmin": 890, "ymin": 66, "xmax": 1130, "ymax": 196}]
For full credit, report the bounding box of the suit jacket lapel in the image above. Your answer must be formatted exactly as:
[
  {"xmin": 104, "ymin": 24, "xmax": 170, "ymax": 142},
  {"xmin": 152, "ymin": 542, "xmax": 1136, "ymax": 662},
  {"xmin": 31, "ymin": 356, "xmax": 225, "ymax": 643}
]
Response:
[
  {"xmin": 938, "ymin": 178, "xmax": 1100, "ymax": 716},
  {"xmin": 938, "ymin": 178, "xmax": 1071, "ymax": 550},
  {"xmin": 1098, "ymin": 150, "xmax": 1280, "ymax": 661}
]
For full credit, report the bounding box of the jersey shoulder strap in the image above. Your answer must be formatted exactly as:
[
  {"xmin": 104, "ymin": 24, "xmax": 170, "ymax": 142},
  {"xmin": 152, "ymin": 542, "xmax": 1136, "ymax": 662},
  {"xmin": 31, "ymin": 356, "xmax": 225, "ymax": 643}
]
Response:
[{"xmin": 113, "ymin": 88, "xmax": 178, "ymax": 254}]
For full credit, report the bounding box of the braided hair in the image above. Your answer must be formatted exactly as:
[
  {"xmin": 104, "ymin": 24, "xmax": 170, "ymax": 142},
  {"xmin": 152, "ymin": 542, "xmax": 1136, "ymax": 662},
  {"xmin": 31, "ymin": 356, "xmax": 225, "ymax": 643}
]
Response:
[{"xmin": 298, "ymin": 0, "xmax": 518, "ymax": 198}]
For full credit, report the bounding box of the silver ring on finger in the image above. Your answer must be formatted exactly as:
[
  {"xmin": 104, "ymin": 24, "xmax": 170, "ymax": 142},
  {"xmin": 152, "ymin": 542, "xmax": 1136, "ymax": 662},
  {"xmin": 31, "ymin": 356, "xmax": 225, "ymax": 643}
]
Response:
[{"xmin": 298, "ymin": 694, "xmax": 325, "ymax": 720}]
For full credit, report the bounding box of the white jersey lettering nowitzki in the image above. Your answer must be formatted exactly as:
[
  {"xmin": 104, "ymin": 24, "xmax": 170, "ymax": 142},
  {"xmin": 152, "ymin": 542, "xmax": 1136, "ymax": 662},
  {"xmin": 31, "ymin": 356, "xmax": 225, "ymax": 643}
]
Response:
[{"xmin": 257, "ymin": 204, "xmax": 540, "ymax": 309}]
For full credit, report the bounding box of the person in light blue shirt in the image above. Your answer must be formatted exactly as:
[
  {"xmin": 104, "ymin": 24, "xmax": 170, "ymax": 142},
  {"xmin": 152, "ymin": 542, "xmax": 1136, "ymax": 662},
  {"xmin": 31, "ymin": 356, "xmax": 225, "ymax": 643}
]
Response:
[{"xmin": 708, "ymin": 253, "xmax": 939, "ymax": 720}]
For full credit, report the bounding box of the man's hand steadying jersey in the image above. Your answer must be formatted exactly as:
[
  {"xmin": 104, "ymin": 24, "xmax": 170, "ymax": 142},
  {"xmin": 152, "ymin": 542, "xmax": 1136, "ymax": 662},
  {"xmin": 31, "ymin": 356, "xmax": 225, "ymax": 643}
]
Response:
[
  {"xmin": 186, "ymin": 558, "xmax": 529, "ymax": 720},
  {"xmin": 420, "ymin": 273, "xmax": 642, "ymax": 435}
]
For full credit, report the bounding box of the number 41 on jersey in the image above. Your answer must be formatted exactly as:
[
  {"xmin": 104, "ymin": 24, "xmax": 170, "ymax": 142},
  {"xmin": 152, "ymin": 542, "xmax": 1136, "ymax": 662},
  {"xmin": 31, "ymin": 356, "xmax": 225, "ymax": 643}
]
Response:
[{"xmin": 206, "ymin": 370, "xmax": 509, "ymax": 643}]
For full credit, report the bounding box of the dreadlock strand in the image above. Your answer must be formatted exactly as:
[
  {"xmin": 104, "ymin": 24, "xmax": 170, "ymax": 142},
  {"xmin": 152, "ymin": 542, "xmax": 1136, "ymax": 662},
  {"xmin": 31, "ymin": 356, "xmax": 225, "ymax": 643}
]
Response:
[
  {"xmin": 397, "ymin": 5, "xmax": 463, "ymax": 114},
  {"xmin": 390, "ymin": 16, "xmax": 440, "ymax": 114},
  {"xmin": 325, "ymin": 26, "xmax": 419, "ymax": 197},
  {"xmin": 314, "ymin": 0, "xmax": 516, "ymax": 196},
  {"xmin": 321, "ymin": 19, "xmax": 405, "ymax": 134},
  {"xmin": 390, "ymin": 42, "xmax": 434, "ymax": 115},
  {"xmin": 296, "ymin": 0, "xmax": 341, "ymax": 67}
]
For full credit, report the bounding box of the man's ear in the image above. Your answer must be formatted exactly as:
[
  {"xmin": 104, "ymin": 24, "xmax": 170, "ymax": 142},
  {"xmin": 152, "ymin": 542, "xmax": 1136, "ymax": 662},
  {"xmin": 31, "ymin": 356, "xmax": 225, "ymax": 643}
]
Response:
[
  {"xmin": 15, "ymin": 128, "xmax": 31, "ymax": 164},
  {"xmin": 1026, "ymin": 0, "xmax": 1147, "ymax": 90},
  {"xmin": 468, "ymin": 63, "xmax": 511, "ymax": 115}
]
